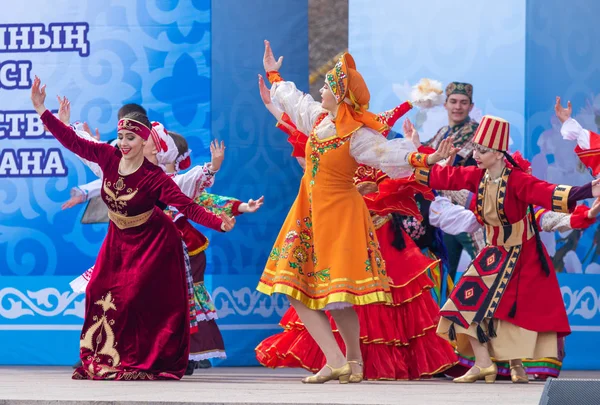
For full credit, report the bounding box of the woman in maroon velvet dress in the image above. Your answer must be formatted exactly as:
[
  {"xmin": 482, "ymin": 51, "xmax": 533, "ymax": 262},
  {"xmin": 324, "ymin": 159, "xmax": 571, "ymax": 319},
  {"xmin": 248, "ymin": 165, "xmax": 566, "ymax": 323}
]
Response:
[{"xmin": 31, "ymin": 77, "xmax": 236, "ymax": 380}]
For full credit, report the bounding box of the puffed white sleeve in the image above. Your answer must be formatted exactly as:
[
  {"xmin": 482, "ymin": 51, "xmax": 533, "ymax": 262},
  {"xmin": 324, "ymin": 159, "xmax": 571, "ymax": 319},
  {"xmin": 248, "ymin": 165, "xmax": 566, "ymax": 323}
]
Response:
[
  {"xmin": 170, "ymin": 163, "xmax": 217, "ymax": 198},
  {"xmin": 429, "ymin": 196, "xmax": 482, "ymax": 235},
  {"xmin": 72, "ymin": 178, "xmax": 103, "ymax": 201},
  {"xmin": 270, "ymin": 81, "xmax": 325, "ymax": 135},
  {"xmin": 560, "ymin": 118, "xmax": 591, "ymax": 150},
  {"xmin": 349, "ymin": 127, "xmax": 416, "ymax": 178}
]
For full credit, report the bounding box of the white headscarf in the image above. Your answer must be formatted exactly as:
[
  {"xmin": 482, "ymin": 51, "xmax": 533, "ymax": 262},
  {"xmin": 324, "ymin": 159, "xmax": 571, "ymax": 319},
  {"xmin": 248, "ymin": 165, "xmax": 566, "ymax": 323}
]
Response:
[{"xmin": 151, "ymin": 121, "xmax": 178, "ymax": 167}]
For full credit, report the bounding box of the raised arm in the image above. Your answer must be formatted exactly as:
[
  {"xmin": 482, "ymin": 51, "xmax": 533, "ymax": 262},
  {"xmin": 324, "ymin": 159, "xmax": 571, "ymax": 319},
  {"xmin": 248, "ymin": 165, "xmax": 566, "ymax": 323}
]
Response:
[
  {"xmin": 262, "ymin": 41, "xmax": 324, "ymax": 135},
  {"xmin": 32, "ymin": 77, "xmax": 115, "ymax": 166},
  {"xmin": 560, "ymin": 117, "xmax": 592, "ymax": 150},
  {"xmin": 555, "ymin": 96, "xmax": 600, "ymax": 150}
]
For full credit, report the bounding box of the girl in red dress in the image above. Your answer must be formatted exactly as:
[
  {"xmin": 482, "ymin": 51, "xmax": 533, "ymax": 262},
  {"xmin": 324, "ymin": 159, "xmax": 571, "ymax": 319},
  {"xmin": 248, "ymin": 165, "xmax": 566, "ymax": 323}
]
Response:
[
  {"xmin": 31, "ymin": 77, "xmax": 236, "ymax": 380},
  {"xmin": 409, "ymin": 115, "xmax": 600, "ymax": 383}
]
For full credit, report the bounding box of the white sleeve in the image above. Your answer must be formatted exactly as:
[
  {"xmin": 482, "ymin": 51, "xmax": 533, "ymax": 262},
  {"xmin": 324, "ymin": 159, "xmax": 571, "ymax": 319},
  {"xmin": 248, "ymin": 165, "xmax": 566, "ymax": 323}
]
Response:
[
  {"xmin": 560, "ymin": 118, "xmax": 591, "ymax": 150},
  {"xmin": 270, "ymin": 81, "xmax": 325, "ymax": 135},
  {"xmin": 429, "ymin": 196, "xmax": 482, "ymax": 235},
  {"xmin": 539, "ymin": 210, "xmax": 573, "ymax": 233},
  {"xmin": 349, "ymin": 127, "xmax": 416, "ymax": 179},
  {"xmin": 171, "ymin": 164, "xmax": 216, "ymax": 198},
  {"xmin": 72, "ymin": 178, "xmax": 103, "ymax": 201}
]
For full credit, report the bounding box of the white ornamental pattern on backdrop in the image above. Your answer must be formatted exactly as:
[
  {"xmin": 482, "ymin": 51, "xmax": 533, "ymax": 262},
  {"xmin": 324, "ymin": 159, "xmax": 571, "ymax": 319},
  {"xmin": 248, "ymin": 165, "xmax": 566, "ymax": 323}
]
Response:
[{"xmin": 0, "ymin": 1, "xmax": 211, "ymax": 276}]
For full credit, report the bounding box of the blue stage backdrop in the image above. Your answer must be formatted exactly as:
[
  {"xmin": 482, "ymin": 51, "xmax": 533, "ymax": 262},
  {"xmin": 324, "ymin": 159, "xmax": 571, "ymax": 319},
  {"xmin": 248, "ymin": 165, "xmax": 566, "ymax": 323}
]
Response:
[
  {"xmin": 3, "ymin": 0, "xmax": 599, "ymax": 371},
  {"xmin": 0, "ymin": 0, "xmax": 215, "ymax": 364},
  {"xmin": 350, "ymin": 0, "xmax": 600, "ymax": 370},
  {"xmin": 349, "ymin": 0, "xmax": 526, "ymax": 150},
  {"xmin": 0, "ymin": 0, "xmax": 307, "ymax": 366},
  {"xmin": 524, "ymin": 0, "xmax": 600, "ymax": 370},
  {"xmin": 208, "ymin": 0, "xmax": 307, "ymax": 366}
]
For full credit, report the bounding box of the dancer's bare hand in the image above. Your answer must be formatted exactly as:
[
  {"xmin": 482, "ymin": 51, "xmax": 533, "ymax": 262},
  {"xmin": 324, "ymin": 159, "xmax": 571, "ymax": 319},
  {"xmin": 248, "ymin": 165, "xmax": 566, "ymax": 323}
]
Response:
[
  {"xmin": 427, "ymin": 138, "xmax": 459, "ymax": 166},
  {"xmin": 240, "ymin": 196, "xmax": 264, "ymax": 213},
  {"xmin": 588, "ymin": 198, "xmax": 600, "ymax": 219},
  {"xmin": 403, "ymin": 118, "xmax": 421, "ymax": 148},
  {"xmin": 57, "ymin": 96, "xmax": 71, "ymax": 124},
  {"xmin": 31, "ymin": 76, "xmax": 48, "ymax": 115},
  {"xmin": 356, "ymin": 182, "xmax": 378, "ymax": 196},
  {"xmin": 220, "ymin": 213, "xmax": 236, "ymax": 232},
  {"xmin": 210, "ymin": 140, "xmax": 225, "ymax": 171},
  {"xmin": 82, "ymin": 122, "xmax": 101, "ymax": 141},
  {"xmin": 258, "ymin": 74, "xmax": 271, "ymax": 105},
  {"xmin": 263, "ymin": 40, "xmax": 283, "ymax": 72},
  {"xmin": 61, "ymin": 194, "xmax": 86, "ymax": 210},
  {"xmin": 555, "ymin": 96, "xmax": 572, "ymax": 124},
  {"xmin": 592, "ymin": 178, "xmax": 600, "ymax": 198}
]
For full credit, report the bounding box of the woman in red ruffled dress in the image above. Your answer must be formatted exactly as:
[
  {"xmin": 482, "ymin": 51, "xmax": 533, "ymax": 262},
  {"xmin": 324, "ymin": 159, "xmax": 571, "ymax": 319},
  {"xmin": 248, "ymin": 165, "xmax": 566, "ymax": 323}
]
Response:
[
  {"xmin": 31, "ymin": 77, "xmax": 236, "ymax": 380},
  {"xmin": 255, "ymin": 85, "xmax": 457, "ymax": 380}
]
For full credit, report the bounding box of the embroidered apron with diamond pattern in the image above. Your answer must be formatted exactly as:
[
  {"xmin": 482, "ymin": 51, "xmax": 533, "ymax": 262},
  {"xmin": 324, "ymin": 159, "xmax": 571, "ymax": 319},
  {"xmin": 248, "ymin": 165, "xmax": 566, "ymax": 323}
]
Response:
[{"xmin": 439, "ymin": 167, "xmax": 525, "ymax": 343}]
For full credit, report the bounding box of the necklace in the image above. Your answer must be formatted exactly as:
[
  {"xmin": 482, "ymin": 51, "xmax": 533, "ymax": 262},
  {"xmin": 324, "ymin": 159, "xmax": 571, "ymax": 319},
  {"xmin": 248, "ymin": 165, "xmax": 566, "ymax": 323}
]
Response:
[{"xmin": 485, "ymin": 172, "xmax": 502, "ymax": 184}]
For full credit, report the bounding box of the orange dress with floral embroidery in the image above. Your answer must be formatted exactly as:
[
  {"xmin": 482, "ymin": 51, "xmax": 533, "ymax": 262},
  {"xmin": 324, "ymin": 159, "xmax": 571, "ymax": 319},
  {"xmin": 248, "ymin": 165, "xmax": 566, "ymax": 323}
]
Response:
[{"xmin": 257, "ymin": 114, "xmax": 391, "ymax": 309}]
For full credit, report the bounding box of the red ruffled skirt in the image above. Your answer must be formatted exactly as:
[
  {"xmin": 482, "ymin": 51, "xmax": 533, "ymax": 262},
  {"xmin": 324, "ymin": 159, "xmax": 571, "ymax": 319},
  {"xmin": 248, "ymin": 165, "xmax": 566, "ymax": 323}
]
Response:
[{"xmin": 256, "ymin": 221, "xmax": 457, "ymax": 380}]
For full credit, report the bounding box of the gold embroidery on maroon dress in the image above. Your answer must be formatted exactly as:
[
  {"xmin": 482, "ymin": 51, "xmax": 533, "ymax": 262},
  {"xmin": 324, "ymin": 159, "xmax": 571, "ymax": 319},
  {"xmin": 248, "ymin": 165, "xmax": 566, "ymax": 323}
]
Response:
[
  {"xmin": 103, "ymin": 178, "xmax": 139, "ymax": 215},
  {"xmin": 80, "ymin": 292, "xmax": 121, "ymax": 377}
]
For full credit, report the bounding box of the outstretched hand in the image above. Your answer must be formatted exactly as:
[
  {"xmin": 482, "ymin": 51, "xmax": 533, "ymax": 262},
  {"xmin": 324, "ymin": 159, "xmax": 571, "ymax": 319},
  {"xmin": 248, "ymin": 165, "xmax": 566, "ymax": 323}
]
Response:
[
  {"xmin": 427, "ymin": 138, "xmax": 460, "ymax": 166},
  {"xmin": 554, "ymin": 96, "xmax": 572, "ymax": 124},
  {"xmin": 402, "ymin": 118, "xmax": 421, "ymax": 149},
  {"xmin": 258, "ymin": 74, "xmax": 272, "ymax": 105},
  {"xmin": 263, "ymin": 40, "xmax": 283, "ymax": 72},
  {"xmin": 82, "ymin": 122, "xmax": 101, "ymax": 141},
  {"xmin": 61, "ymin": 194, "xmax": 86, "ymax": 210},
  {"xmin": 31, "ymin": 76, "xmax": 48, "ymax": 115},
  {"xmin": 210, "ymin": 140, "xmax": 225, "ymax": 171},
  {"xmin": 57, "ymin": 96, "xmax": 71, "ymax": 124},
  {"xmin": 592, "ymin": 178, "xmax": 600, "ymax": 198},
  {"xmin": 220, "ymin": 213, "xmax": 236, "ymax": 232},
  {"xmin": 588, "ymin": 197, "xmax": 600, "ymax": 219},
  {"xmin": 240, "ymin": 196, "xmax": 264, "ymax": 213}
]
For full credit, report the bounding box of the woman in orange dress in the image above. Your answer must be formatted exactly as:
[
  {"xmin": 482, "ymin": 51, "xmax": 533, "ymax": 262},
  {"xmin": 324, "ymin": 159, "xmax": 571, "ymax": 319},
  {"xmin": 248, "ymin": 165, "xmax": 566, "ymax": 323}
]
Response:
[
  {"xmin": 256, "ymin": 94, "xmax": 457, "ymax": 379},
  {"xmin": 256, "ymin": 41, "xmax": 417, "ymax": 383}
]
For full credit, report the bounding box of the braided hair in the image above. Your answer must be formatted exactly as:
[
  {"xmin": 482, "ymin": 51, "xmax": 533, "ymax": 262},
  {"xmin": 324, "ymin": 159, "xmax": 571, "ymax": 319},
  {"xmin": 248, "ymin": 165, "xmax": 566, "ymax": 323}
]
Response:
[
  {"xmin": 503, "ymin": 152, "xmax": 551, "ymax": 276},
  {"xmin": 390, "ymin": 213, "xmax": 407, "ymax": 251},
  {"xmin": 503, "ymin": 151, "xmax": 551, "ymax": 317}
]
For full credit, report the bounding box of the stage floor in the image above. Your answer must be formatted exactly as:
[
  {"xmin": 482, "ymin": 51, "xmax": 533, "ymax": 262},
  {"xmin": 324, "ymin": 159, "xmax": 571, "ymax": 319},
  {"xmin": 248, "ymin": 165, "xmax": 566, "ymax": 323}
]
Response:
[{"xmin": 0, "ymin": 367, "xmax": 598, "ymax": 405}]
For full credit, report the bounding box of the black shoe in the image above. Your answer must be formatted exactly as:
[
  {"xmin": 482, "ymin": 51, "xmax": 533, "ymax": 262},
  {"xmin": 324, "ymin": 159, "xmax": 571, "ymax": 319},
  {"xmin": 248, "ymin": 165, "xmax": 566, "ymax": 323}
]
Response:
[
  {"xmin": 72, "ymin": 360, "xmax": 82, "ymax": 369},
  {"xmin": 184, "ymin": 360, "xmax": 196, "ymax": 376},
  {"xmin": 196, "ymin": 359, "xmax": 212, "ymax": 369}
]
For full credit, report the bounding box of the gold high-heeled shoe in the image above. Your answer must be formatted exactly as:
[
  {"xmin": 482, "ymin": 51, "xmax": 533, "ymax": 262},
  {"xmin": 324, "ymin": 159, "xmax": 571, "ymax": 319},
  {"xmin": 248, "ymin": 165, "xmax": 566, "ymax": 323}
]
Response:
[
  {"xmin": 510, "ymin": 365, "xmax": 529, "ymax": 384},
  {"xmin": 453, "ymin": 363, "xmax": 497, "ymax": 383},
  {"xmin": 347, "ymin": 360, "xmax": 364, "ymax": 383},
  {"xmin": 301, "ymin": 363, "xmax": 352, "ymax": 384}
]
